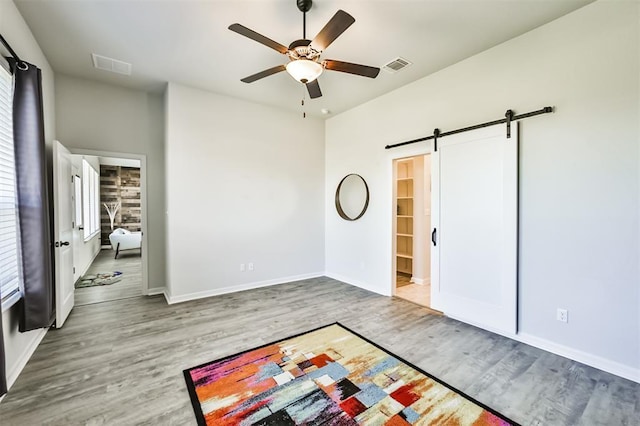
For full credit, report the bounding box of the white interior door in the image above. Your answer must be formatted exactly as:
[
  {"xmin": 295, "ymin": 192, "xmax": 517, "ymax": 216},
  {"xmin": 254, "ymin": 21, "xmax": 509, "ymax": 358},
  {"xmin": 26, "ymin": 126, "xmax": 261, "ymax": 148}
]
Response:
[
  {"xmin": 431, "ymin": 123, "xmax": 518, "ymax": 336},
  {"xmin": 53, "ymin": 140, "xmax": 74, "ymax": 327}
]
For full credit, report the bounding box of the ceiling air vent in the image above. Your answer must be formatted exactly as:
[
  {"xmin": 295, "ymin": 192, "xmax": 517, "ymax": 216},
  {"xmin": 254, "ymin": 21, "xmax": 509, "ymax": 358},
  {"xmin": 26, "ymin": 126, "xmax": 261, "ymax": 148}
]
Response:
[
  {"xmin": 382, "ymin": 57, "xmax": 412, "ymax": 73},
  {"xmin": 91, "ymin": 53, "xmax": 132, "ymax": 76}
]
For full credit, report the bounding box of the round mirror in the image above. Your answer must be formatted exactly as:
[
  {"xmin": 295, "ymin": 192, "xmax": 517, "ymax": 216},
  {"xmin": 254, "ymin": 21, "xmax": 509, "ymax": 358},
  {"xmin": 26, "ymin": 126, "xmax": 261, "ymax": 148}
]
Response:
[{"xmin": 335, "ymin": 174, "xmax": 370, "ymax": 221}]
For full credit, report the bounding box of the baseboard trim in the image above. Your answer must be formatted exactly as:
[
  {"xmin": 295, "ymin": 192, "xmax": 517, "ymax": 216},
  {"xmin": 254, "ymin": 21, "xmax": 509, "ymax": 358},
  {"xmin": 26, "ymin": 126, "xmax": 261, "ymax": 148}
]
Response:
[
  {"xmin": 324, "ymin": 272, "xmax": 392, "ymax": 297},
  {"xmin": 75, "ymin": 245, "xmax": 102, "ymax": 283},
  {"xmin": 163, "ymin": 272, "xmax": 325, "ymax": 305},
  {"xmin": 6, "ymin": 328, "xmax": 48, "ymax": 391},
  {"xmin": 515, "ymin": 332, "xmax": 639, "ymax": 384},
  {"xmin": 444, "ymin": 312, "xmax": 640, "ymax": 384},
  {"xmin": 146, "ymin": 287, "xmax": 165, "ymax": 296},
  {"xmin": 410, "ymin": 277, "xmax": 430, "ymax": 285}
]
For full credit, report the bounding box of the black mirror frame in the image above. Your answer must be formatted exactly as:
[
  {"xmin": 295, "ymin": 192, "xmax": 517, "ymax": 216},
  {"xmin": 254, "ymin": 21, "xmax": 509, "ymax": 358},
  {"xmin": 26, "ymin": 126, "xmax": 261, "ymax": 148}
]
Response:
[{"xmin": 335, "ymin": 174, "xmax": 370, "ymax": 221}]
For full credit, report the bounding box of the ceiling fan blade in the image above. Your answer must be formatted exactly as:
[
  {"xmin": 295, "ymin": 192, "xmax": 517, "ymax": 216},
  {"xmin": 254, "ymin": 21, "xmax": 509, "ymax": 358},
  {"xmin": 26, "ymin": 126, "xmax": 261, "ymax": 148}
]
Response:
[
  {"xmin": 306, "ymin": 79, "xmax": 322, "ymax": 99},
  {"xmin": 310, "ymin": 10, "xmax": 355, "ymax": 52},
  {"xmin": 229, "ymin": 23, "xmax": 289, "ymax": 54},
  {"xmin": 324, "ymin": 60, "xmax": 380, "ymax": 78},
  {"xmin": 240, "ymin": 65, "xmax": 287, "ymax": 83}
]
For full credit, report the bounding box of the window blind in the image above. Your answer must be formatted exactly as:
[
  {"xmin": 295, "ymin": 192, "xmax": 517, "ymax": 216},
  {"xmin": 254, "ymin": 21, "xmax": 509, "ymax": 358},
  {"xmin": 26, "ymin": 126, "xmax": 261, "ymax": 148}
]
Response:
[
  {"xmin": 74, "ymin": 174, "xmax": 82, "ymax": 228},
  {"xmin": 82, "ymin": 159, "xmax": 100, "ymax": 240},
  {"xmin": 0, "ymin": 64, "xmax": 22, "ymax": 303}
]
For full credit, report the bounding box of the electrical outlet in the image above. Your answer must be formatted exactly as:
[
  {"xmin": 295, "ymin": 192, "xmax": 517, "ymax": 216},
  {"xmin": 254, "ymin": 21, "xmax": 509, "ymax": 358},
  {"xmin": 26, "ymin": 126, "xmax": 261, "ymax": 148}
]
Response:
[
  {"xmin": 248, "ymin": 262, "xmax": 254, "ymax": 271},
  {"xmin": 240, "ymin": 263, "xmax": 245, "ymax": 272},
  {"xmin": 557, "ymin": 308, "xmax": 568, "ymax": 323}
]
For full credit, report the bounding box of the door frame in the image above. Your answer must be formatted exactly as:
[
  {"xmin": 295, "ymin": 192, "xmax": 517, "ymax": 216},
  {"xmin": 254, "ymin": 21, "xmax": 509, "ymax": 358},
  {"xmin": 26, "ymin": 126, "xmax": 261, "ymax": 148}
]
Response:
[
  {"xmin": 71, "ymin": 164, "xmax": 82, "ymax": 283},
  {"xmin": 389, "ymin": 146, "xmax": 434, "ymax": 298},
  {"xmin": 392, "ymin": 155, "xmax": 431, "ymax": 296},
  {"xmin": 69, "ymin": 148, "xmax": 150, "ymax": 296}
]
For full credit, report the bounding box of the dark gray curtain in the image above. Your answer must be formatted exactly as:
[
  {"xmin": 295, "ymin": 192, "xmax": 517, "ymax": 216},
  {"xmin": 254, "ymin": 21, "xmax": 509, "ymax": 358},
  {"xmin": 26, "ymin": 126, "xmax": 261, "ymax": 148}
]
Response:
[
  {"xmin": 0, "ymin": 309, "xmax": 5, "ymax": 395},
  {"xmin": 9, "ymin": 58, "xmax": 55, "ymax": 333}
]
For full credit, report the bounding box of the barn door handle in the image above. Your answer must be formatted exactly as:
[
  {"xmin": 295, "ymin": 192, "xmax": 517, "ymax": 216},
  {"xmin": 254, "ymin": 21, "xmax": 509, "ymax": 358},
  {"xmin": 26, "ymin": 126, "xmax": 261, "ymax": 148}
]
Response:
[{"xmin": 431, "ymin": 228, "xmax": 437, "ymax": 246}]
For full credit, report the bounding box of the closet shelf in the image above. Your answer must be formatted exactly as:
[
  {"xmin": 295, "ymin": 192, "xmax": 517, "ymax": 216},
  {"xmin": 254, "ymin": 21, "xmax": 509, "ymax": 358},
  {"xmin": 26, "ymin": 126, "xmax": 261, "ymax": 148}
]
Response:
[{"xmin": 396, "ymin": 158, "xmax": 414, "ymax": 277}]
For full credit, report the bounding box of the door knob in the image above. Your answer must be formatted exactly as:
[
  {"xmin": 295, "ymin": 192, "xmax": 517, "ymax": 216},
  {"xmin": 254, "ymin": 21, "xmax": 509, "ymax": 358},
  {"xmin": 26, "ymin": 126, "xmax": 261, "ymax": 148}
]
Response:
[
  {"xmin": 431, "ymin": 228, "xmax": 437, "ymax": 246},
  {"xmin": 56, "ymin": 241, "xmax": 70, "ymax": 247}
]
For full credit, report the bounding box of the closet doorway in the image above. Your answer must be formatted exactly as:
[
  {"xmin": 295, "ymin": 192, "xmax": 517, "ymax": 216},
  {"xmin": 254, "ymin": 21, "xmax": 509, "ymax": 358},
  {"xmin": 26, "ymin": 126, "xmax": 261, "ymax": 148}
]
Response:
[
  {"xmin": 393, "ymin": 155, "xmax": 433, "ymax": 308},
  {"xmin": 390, "ymin": 123, "xmax": 518, "ymax": 334}
]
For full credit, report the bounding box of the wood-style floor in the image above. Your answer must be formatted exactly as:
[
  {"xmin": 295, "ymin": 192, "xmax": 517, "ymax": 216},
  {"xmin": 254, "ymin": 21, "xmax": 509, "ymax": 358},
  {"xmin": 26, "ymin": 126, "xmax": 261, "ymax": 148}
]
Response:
[
  {"xmin": 2, "ymin": 278, "xmax": 639, "ymax": 425},
  {"xmin": 75, "ymin": 249, "xmax": 142, "ymax": 306}
]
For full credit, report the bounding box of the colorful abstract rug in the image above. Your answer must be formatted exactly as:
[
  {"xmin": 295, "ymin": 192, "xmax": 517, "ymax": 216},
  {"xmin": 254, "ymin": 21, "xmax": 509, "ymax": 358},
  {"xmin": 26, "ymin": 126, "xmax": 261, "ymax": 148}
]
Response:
[
  {"xmin": 183, "ymin": 323, "xmax": 519, "ymax": 425},
  {"xmin": 75, "ymin": 271, "xmax": 123, "ymax": 288}
]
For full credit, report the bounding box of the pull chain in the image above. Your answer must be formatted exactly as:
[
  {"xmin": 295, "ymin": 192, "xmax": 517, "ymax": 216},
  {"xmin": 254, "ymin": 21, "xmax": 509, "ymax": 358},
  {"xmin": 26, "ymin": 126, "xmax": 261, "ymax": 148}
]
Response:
[{"xmin": 301, "ymin": 85, "xmax": 306, "ymax": 118}]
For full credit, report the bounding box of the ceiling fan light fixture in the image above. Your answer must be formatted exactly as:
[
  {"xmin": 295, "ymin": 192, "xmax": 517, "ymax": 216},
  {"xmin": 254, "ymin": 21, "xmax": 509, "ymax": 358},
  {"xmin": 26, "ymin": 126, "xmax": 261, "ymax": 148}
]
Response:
[{"xmin": 286, "ymin": 59, "xmax": 323, "ymax": 83}]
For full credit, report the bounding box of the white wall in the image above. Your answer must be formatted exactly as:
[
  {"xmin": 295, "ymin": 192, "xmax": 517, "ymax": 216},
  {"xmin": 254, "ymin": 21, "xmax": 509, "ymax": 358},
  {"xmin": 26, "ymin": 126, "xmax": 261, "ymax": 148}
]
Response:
[
  {"xmin": 165, "ymin": 83, "xmax": 325, "ymax": 301},
  {"xmin": 326, "ymin": 0, "xmax": 639, "ymax": 380},
  {"xmin": 70, "ymin": 155, "xmax": 101, "ymax": 278},
  {"xmin": 0, "ymin": 0, "xmax": 56, "ymax": 390},
  {"xmin": 55, "ymin": 75, "xmax": 166, "ymax": 292}
]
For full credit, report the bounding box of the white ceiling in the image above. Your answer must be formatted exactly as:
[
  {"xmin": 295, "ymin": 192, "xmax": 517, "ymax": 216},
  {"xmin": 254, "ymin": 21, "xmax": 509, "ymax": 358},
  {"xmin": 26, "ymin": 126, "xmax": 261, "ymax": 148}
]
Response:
[{"xmin": 14, "ymin": 0, "xmax": 593, "ymax": 118}]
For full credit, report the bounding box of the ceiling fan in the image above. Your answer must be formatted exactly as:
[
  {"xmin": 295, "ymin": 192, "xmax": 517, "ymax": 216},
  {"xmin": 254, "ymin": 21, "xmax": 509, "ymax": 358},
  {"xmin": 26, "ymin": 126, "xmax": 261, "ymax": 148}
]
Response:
[{"xmin": 228, "ymin": 0, "xmax": 380, "ymax": 99}]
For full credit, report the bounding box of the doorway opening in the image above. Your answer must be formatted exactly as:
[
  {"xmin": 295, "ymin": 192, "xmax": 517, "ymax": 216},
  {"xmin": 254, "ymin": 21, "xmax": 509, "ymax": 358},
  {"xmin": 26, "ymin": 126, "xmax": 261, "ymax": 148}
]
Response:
[
  {"xmin": 393, "ymin": 154, "xmax": 432, "ymax": 308},
  {"xmin": 70, "ymin": 152, "xmax": 146, "ymax": 306}
]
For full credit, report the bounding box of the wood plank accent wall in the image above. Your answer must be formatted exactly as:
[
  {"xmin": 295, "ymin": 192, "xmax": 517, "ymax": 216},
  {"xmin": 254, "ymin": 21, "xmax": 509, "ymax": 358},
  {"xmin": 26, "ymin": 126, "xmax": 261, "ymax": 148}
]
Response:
[{"xmin": 100, "ymin": 165, "xmax": 141, "ymax": 245}]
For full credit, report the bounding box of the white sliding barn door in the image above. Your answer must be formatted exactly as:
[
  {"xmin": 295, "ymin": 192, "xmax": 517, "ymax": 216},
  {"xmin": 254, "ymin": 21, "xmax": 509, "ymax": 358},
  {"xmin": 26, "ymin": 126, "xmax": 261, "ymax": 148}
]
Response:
[
  {"xmin": 431, "ymin": 124, "xmax": 518, "ymax": 335},
  {"xmin": 53, "ymin": 140, "xmax": 75, "ymax": 327}
]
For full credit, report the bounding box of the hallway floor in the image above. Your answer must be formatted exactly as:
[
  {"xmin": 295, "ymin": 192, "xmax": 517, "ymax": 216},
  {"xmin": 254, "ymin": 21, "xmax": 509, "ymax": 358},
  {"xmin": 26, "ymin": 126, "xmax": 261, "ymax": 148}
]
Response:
[{"xmin": 75, "ymin": 249, "xmax": 142, "ymax": 306}]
